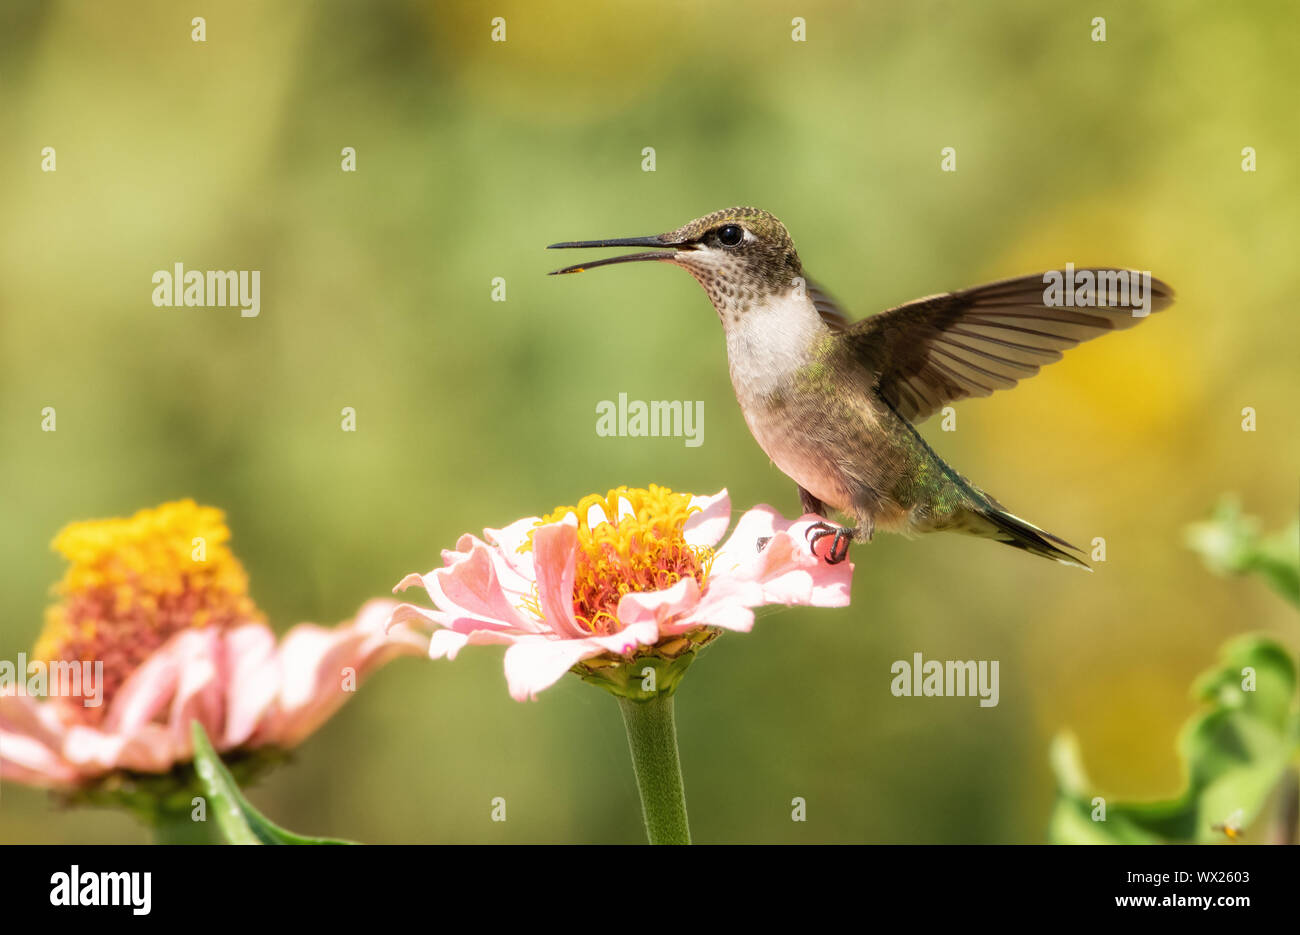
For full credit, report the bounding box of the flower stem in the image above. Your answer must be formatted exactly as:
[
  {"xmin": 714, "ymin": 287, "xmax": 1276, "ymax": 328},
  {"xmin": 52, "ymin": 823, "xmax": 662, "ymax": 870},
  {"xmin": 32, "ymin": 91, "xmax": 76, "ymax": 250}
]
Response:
[
  {"xmin": 618, "ymin": 693, "xmax": 691, "ymax": 845},
  {"xmin": 150, "ymin": 804, "xmax": 217, "ymax": 845}
]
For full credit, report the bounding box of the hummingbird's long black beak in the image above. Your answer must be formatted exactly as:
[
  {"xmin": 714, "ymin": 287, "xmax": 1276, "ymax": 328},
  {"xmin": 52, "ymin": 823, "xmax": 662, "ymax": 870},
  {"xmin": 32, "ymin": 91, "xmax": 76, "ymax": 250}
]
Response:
[{"xmin": 547, "ymin": 234, "xmax": 686, "ymax": 275}]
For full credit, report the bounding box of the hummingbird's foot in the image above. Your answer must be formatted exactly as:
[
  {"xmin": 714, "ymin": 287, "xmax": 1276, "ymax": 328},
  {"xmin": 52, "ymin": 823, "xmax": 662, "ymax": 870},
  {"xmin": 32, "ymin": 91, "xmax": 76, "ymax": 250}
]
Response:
[
  {"xmin": 755, "ymin": 535, "xmax": 772, "ymax": 553},
  {"xmin": 805, "ymin": 521, "xmax": 852, "ymax": 564}
]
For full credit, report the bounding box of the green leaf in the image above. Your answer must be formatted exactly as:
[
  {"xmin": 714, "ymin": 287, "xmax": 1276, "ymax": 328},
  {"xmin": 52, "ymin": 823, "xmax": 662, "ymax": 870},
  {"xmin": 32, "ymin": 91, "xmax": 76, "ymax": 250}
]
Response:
[
  {"xmin": 1186, "ymin": 497, "xmax": 1300, "ymax": 608},
  {"xmin": 190, "ymin": 721, "xmax": 355, "ymax": 845},
  {"xmin": 1049, "ymin": 636, "xmax": 1299, "ymax": 844}
]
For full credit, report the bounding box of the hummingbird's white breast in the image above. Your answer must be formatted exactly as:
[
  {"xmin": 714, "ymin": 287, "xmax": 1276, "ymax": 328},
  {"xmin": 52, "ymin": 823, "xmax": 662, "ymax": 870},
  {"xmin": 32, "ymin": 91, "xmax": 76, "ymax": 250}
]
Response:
[
  {"xmin": 721, "ymin": 288, "xmax": 864, "ymax": 511},
  {"xmin": 723, "ymin": 287, "xmax": 828, "ymax": 399}
]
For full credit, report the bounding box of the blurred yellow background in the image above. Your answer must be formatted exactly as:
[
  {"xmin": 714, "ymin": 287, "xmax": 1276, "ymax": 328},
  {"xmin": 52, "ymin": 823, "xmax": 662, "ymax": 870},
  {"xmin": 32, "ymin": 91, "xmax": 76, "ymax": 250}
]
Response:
[{"xmin": 1, "ymin": 0, "xmax": 1296, "ymax": 843}]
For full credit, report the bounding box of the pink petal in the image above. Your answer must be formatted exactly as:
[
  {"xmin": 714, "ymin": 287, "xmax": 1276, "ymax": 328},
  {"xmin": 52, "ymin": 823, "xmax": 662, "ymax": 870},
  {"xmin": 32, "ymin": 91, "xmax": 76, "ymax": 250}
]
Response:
[
  {"xmin": 358, "ymin": 599, "xmax": 429, "ymax": 664},
  {"xmin": 428, "ymin": 629, "xmax": 470, "ymax": 660},
  {"xmin": 501, "ymin": 621, "xmax": 662, "ymax": 702},
  {"xmin": 103, "ymin": 633, "xmax": 189, "ymax": 735},
  {"xmin": 532, "ymin": 515, "xmax": 586, "ymax": 639},
  {"xmin": 63, "ymin": 722, "xmax": 176, "ymax": 774},
  {"xmin": 166, "ymin": 629, "xmax": 229, "ymax": 757},
  {"xmin": 0, "ymin": 732, "xmax": 82, "ymax": 786},
  {"xmin": 0, "ymin": 688, "xmax": 181, "ymax": 782},
  {"xmin": 429, "ymin": 627, "xmax": 518, "ymax": 660},
  {"xmin": 710, "ymin": 503, "xmax": 785, "ymax": 571},
  {"xmin": 484, "ymin": 515, "xmax": 541, "ymax": 583},
  {"xmin": 393, "ymin": 572, "xmax": 426, "ymax": 592},
  {"xmin": 220, "ymin": 624, "xmax": 280, "ymax": 748},
  {"xmin": 0, "ymin": 686, "xmax": 76, "ymax": 749},
  {"xmin": 714, "ymin": 508, "xmax": 853, "ymax": 608},
  {"xmin": 765, "ymin": 520, "xmax": 854, "ymax": 606},
  {"xmin": 421, "ymin": 542, "xmax": 538, "ymax": 632},
  {"xmin": 389, "ymin": 600, "xmax": 521, "ymax": 638},
  {"xmin": 0, "ymin": 693, "xmax": 81, "ymax": 787},
  {"xmin": 662, "ymin": 575, "xmax": 759, "ymax": 634},
  {"xmin": 389, "ymin": 601, "xmax": 455, "ymax": 631},
  {"xmin": 255, "ymin": 602, "xmax": 425, "ymax": 749},
  {"xmin": 585, "ymin": 620, "xmax": 661, "ymax": 656},
  {"xmin": 684, "ymin": 489, "xmax": 732, "ymax": 548},
  {"xmin": 502, "ymin": 635, "xmax": 598, "ymax": 701},
  {"xmin": 615, "ymin": 577, "xmax": 701, "ymax": 627}
]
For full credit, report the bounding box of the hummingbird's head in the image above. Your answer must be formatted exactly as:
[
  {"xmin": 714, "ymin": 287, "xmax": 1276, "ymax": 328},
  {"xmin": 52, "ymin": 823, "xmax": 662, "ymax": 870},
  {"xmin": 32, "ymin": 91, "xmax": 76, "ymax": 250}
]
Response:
[{"xmin": 549, "ymin": 207, "xmax": 803, "ymax": 322}]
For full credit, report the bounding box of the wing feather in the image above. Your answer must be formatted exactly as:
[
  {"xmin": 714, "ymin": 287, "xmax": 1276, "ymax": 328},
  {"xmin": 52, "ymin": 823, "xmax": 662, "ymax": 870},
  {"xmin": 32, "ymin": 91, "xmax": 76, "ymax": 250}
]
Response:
[{"xmin": 824, "ymin": 269, "xmax": 1173, "ymax": 422}]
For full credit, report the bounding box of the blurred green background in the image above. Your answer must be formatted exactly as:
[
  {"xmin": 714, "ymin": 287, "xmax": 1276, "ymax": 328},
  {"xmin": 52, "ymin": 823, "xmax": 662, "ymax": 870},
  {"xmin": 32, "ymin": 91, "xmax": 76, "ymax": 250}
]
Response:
[{"xmin": 2, "ymin": 0, "xmax": 1296, "ymax": 843}]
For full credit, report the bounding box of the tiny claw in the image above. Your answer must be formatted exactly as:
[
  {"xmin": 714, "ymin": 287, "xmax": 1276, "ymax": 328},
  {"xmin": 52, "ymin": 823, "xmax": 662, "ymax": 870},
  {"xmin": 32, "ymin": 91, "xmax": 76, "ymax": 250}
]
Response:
[
  {"xmin": 755, "ymin": 535, "xmax": 772, "ymax": 553},
  {"xmin": 805, "ymin": 521, "xmax": 852, "ymax": 565}
]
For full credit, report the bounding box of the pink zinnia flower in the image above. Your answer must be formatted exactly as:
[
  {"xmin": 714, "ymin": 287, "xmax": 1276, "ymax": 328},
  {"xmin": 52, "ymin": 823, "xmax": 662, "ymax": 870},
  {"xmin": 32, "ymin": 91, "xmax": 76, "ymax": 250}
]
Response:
[
  {"xmin": 0, "ymin": 500, "xmax": 423, "ymax": 789},
  {"xmin": 391, "ymin": 485, "xmax": 852, "ymax": 701}
]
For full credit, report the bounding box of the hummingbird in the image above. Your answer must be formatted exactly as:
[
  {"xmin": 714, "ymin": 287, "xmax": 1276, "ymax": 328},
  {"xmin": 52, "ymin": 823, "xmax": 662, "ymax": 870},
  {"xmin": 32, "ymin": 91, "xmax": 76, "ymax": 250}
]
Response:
[{"xmin": 548, "ymin": 207, "xmax": 1173, "ymax": 568}]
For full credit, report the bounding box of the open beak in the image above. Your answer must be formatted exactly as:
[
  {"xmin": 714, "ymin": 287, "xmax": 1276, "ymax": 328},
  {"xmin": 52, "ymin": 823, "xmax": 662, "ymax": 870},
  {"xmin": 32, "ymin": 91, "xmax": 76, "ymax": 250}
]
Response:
[{"xmin": 547, "ymin": 233, "xmax": 688, "ymax": 275}]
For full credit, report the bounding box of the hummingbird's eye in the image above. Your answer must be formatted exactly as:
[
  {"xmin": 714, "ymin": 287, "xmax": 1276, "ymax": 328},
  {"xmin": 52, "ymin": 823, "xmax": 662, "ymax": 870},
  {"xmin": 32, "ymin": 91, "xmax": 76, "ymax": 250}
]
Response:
[{"xmin": 717, "ymin": 225, "xmax": 744, "ymax": 247}]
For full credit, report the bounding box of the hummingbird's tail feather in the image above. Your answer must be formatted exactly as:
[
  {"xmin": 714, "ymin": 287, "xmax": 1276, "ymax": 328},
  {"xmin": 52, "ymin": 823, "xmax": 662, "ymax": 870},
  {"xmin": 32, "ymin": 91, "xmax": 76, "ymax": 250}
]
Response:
[{"xmin": 956, "ymin": 502, "xmax": 1091, "ymax": 571}]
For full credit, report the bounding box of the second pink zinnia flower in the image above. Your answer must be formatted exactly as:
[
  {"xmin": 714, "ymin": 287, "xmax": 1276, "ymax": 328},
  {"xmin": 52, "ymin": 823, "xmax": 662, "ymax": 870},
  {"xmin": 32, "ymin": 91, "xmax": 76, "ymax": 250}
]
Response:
[
  {"xmin": 391, "ymin": 485, "xmax": 853, "ymax": 700},
  {"xmin": 0, "ymin": 501, "xmax": 424, "ymax": 792}
]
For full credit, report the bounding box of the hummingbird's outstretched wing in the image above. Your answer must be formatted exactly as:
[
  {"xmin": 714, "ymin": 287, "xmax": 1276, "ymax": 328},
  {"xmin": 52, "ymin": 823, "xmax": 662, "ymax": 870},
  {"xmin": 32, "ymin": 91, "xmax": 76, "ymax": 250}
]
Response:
[{"xmin": 831, "ymin": 270, "xmax": 1174, "ymax": 423}]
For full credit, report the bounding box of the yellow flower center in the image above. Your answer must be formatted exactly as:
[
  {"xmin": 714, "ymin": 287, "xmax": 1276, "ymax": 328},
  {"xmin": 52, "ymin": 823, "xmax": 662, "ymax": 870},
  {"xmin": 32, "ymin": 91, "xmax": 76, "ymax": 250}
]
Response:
[
  {"xmin": 526, "ymin": 485, "xmax": 713, "ymax": 636},
  {"xmin": 32, "ymin": 500, "xmax": 263, "ymax": 720}
]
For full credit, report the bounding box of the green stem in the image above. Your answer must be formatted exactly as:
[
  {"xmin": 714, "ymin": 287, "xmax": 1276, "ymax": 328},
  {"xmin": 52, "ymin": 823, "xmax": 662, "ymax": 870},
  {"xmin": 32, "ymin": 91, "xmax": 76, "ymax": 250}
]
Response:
[
  {"xmin": 149, "ymin": 804, "xmax": 217, "ymax": 845},
  {"xmin": 618, "ymin": 693, "xmax": 691, "ymax": 845}
]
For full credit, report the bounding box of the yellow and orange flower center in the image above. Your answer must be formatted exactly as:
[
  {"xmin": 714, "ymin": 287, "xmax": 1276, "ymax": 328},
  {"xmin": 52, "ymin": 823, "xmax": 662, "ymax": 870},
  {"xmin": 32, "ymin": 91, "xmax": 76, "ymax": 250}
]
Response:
[
  {"xmin": 524, "ymin": 485, "xmax": 713, "ymax": 636},
  {"xmin": 32, "ymin": 500, "xmax": 263, "ymax": 721}
]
